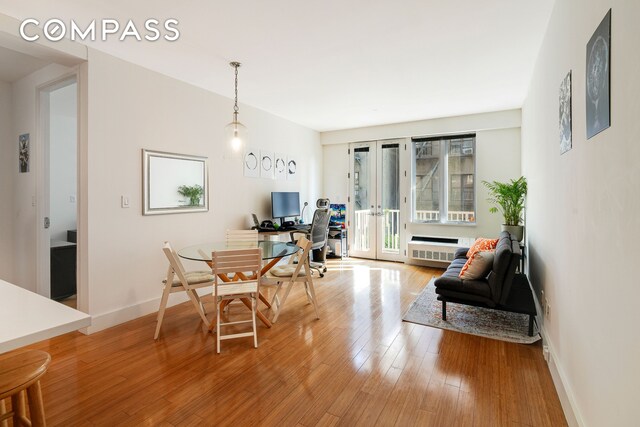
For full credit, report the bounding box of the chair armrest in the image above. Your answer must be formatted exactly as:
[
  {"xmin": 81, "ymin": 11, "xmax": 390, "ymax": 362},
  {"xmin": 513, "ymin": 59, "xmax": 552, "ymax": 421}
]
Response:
[{"xmin": 454, "ymin": 247, "xmax": 470, "ymax": 259}]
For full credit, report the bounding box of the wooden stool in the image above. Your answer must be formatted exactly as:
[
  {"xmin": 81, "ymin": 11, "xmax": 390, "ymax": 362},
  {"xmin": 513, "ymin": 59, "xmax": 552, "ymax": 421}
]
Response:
[{"xmin": 0, "ymin": 350, "xmax": 51, "ymax": 427}]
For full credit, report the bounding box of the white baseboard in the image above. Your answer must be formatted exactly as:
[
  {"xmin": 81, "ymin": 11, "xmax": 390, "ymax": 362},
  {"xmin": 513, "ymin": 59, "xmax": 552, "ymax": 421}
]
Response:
[
  {"xmin": 540, "ymin": 325, "xmax": 585, "ymax": 427},
  {"xmin": 529, "ymin": 288, "xmax": 584, "ymax": 427},
  {"xmin": 85, "ymin": 288, "xmax": 210, "ymax": 334}
]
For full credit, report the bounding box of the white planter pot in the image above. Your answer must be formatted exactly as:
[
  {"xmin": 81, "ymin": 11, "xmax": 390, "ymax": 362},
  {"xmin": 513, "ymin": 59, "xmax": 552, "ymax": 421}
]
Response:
[{"xmin": 501, "ymin": 225, "xmax": 524, "ymax": 242}]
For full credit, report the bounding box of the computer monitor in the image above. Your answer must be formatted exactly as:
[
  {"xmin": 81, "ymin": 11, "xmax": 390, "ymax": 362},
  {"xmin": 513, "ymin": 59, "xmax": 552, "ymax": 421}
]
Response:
[{"xmin": 271, "ymin": 192, "xmax": 300, "ymax": 223}]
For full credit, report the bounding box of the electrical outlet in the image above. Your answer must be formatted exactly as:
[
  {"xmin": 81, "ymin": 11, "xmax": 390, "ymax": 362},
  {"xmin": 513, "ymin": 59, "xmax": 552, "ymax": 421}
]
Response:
[
  {"xmin": 543, "ymin": 345, "xmax": 550, "ymax": 362},
  {"xmin": 545, "ymin": 303, "xmax": 551, "ymax": 318}
]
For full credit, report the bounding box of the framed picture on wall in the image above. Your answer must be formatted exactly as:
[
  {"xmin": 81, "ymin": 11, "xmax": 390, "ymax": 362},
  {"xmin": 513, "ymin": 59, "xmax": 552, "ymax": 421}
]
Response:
[
  {"xmin": 586, "ymin": 9, "xmax": 611, "ymax": 139},
  {"xmin": 275, "ymin": 153, "xmax": 286, "ymax": 180},
  {"xmin": 559, "ymin": 71, "xmax": 572, "ymax": 154},
  {"xmin": 243, "ymin": 148, "xmax": 259, "ymax": 178},
  {"xmin": 19, "ymin": 133, "xmax": 30, "ymax": 173},
  {"xmin": 260, "ymin": 151, "xmax": 274, "ymax": 179},
  {"xmin": 286, "ymin": 156, "xmax": 297, "ymax": 180}
]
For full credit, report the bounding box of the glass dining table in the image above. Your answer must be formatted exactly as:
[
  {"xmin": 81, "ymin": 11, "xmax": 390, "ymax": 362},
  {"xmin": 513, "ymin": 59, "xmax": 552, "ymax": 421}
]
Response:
[{"xmin": 178, "ymin": 240, "xmax": 300, "ymax": 329}]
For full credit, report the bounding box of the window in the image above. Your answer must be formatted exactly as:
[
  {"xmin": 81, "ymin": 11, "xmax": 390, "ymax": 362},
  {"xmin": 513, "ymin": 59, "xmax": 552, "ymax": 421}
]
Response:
[{"xmin": 412, "ymin": 134, "xmax": 476, "ymax": 224}]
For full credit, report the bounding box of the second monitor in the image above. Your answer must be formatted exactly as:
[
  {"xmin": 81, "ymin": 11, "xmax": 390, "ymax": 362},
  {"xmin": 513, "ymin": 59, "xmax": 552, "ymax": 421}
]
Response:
[{"xmin": 271, "ymin": 191, "xmax": 300, "ymax": 226}]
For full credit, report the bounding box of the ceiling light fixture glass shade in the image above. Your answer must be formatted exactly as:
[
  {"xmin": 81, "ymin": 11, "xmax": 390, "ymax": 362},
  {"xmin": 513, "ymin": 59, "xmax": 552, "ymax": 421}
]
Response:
[{"xmin": 224, "ymin": 61, "xmax": 247, "ymax": 158}]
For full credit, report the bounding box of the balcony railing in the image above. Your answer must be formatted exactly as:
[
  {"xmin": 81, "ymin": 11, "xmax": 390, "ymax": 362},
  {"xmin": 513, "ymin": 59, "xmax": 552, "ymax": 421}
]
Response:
[
  {"xmin": 353, "ymin": 209, "xmax": 400, "ymax": 253},
  {"xmin": 383, "ymin": 209, "xmax": 400, "ymax": 252},
  {"xmin": 352, "ymin": 208, "xmax": 474, "ymax": 255},
  {"xmin": 354, "ymin": 210, "xmax": 370, "ymax": 251},
  {"xmin": 414, "ymin": 210, "xmax": 474, "ymax": 223}
]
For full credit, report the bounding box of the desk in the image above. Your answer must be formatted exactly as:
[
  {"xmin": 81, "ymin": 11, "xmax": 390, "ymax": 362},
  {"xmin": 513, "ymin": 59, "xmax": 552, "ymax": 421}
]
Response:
[
  {"xmin": 178, "ymin": 240, "xmax": 300, "ymax": 329},
  {"xmin": 257, "ymin": 226, "xmax": 311, "ymax": 242},
  {"xmin": 0, "ymin": 279, "xmax": 91, "ymax": 354}
]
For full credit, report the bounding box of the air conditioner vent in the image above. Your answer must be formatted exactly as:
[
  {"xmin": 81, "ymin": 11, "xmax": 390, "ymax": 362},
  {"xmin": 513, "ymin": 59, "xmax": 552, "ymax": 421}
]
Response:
[{"xmin": 407, "ymin": 236, "xmax": 472, "ymax": 264}]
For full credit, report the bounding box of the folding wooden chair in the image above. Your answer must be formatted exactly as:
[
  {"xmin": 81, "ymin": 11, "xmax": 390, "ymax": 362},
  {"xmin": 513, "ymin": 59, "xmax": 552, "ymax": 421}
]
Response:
[
  {"xmin": 225, "ymin": 229, "xmax": 259, "ymax": 243},
  {"xmin": 262, "ymin": 236, "xmax": 319, "ymax": 323},
  {"xmin": 154, "ymin": 242, "xmax": 214, "ymax": 340},
  {"xmin": 211, "ymin": 248, "xmax": 263, "ymax": 353}
]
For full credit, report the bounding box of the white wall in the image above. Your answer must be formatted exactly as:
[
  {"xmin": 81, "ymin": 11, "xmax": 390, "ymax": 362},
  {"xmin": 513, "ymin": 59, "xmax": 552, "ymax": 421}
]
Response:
[
  {"xmin": 85, "ymin": 49, "xmax": 322, "ymax": 331},
  {"xmin": 0, "ymin": 80, "xmax": 13, "ymax": 282},
  {"xmin": 10, "ymin": 63, "xmax": 74, "ymax": 292},
  {"xmin": 49, "ymin": 82, "xmax": 77, "ymax": 242},
  {"xmin": 522, "ymin": 1, "xmax": 640, "ymax": 426},
  {"xmin": 322, "ymin": 110, "xmax": 522, "ymax": 246}
]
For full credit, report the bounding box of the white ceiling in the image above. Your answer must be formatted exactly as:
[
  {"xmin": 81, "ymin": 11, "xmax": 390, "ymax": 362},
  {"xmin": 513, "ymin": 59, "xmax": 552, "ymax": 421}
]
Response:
[
  {"xmin": 0, "ymin": 0, "xmax": 555, "ymax": 131},
  {"xmin": 0, "ymin": 44, "xmax": 48, "ymax": 82}
]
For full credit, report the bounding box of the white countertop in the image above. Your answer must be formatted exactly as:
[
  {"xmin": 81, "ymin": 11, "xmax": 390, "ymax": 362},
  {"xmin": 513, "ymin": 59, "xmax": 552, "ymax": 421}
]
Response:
[{"xmin": 0, "ymin": 279, "xmax": 91, "ymax": 353}]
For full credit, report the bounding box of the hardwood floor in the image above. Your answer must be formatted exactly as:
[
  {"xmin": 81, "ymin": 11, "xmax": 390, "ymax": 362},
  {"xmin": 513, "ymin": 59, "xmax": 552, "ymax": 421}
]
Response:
[{"xmin": 21, "ymin": 259, "xmax": 566, "ymax": 426}]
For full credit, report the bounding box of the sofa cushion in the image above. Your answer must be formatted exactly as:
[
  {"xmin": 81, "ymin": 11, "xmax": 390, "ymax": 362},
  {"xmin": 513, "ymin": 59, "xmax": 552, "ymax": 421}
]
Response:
[
  {"xmin": 442, "ymin": 258, "xmax": 467, "ymax": 277},
  {"xmin": 466, "ymin": 238, "xmax": 498, "ymax": 258},
  {"xmin": 435, "ymin": 288, "xmax": 495, "ymax": 307},
  {"xmin": 486, "ymin": 231, "xmax": 520, "ymax": 302},
  {"xmin": 459, "ymin": 251, "xmax": 495, "ymax": 280},
  {"xmin": 434, "ymin": 274, "xmax": 492, "ymax": 299}
]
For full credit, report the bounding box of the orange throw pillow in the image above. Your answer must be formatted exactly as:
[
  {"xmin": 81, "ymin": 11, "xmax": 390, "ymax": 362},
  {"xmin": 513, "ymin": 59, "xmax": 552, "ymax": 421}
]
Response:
[
  {"xmin": 459, "ymin": 251, "xmax": 495, "ymax": 280},
  {"xmin": 466, "ymin": 238, "xmax": 498, "ymax": 259}
]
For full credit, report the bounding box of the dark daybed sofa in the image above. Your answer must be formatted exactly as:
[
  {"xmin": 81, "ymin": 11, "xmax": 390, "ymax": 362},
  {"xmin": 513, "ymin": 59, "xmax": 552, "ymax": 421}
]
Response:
[{"xmin": 434, "ymin": 231, "xmax": 537, "ymax": 336}]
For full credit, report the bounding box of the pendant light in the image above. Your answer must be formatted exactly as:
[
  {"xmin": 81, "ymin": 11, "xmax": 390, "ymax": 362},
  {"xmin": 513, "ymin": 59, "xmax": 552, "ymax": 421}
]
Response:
[{"xmin": 224, "ymin": 61, "xmax": 247, "ymax": 157}]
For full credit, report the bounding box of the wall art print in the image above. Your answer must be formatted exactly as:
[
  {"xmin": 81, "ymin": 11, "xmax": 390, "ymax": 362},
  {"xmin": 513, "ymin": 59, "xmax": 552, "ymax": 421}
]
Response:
[
  {"xmin": 243, "ymin": 148, "xmax": 259, "ymax": 178},
  {"xmin": 275, "ymin": 153, "xmax": 287, "ymax": 180},
  {"xmin": 559, "ymin": 71, "xmax": 572, "ymax": 154},
  {"xmin": 586, "ymin": 9, "xmax": 611, "ymax": 139},
  {"xmin": 260, "ymin": 151, "xmax": 274, "ymax": 179},
  {"xmin": 19, "ymin": 133, "xmax": 30, "ymax": 173},
  {"xmin": 286, "ymin": 156, "xmax": 297, "ymax": 180}
]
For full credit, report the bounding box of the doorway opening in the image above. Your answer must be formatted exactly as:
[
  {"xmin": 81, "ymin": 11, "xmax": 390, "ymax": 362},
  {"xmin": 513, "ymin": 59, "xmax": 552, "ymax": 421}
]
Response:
[
  {"xmin": 38, "ymin": 77, "xmax": 78, "ymax": 308},
  {"xmin": 349, "ymin": 140, "xmax": 406, "ymax": 261}
]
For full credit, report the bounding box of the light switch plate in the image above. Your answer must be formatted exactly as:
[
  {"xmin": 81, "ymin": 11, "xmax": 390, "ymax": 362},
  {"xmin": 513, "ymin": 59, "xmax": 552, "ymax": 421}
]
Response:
[{"xmin": 121, "ymin": 196, "xmax": 130, "ymax": 208}]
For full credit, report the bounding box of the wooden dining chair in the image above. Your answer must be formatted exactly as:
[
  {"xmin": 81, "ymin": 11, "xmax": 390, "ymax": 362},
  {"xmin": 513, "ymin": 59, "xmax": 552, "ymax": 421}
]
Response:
[
  {"xmin": 154, "ymin": 242, "xmax": 214, "ymax": 340},
  {"xmin": 211, "ymin": 248, "xmax": 263, "ymax": 353},
  {"xmin": 261, "ymin": 236, "xmax": 319, "ymax": 323},
  {"xmin": 226, "ymin": 229, "xmax": 258, "ymax": 243}
]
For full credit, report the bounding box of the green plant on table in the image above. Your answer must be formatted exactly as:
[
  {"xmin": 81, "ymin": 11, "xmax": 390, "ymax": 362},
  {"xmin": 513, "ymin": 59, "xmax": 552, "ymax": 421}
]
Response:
[
  {"xmin": 177, "ymin": 184, "xmax": 203, "ymax": 206},
  {"xmin": 482, "ymin": 176, "xmax": 527, "ymax": 226}
]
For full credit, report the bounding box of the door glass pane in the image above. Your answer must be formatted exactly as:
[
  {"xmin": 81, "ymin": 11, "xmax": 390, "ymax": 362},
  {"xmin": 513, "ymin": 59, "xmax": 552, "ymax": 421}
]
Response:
[
  {"xmin": 413, "ymin": 141, "xmax": 440, "ymax": 222},
  {"xmin": 381, "ymin": 144, "xmax": 399, "ymax": 253},
  {"xmin": 447, "ymin": 137, "xmax": 475, "ymax": 223},
  {"xmin": 353, "ymin": 147, "xmax": 370, "ymax": 251}
]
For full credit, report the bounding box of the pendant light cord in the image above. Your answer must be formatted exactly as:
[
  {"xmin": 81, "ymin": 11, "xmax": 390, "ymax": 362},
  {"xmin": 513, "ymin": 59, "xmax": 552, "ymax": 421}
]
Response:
[{"xmin": 231, "ymin": 61, "xmax": 241, "ymax": 116}]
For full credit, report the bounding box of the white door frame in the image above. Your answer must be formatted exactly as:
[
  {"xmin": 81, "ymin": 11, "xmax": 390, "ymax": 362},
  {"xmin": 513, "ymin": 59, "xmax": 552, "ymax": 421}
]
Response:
[{"xmin": 35, "ymin": 66, "xmax": 88, "ymax": 315}]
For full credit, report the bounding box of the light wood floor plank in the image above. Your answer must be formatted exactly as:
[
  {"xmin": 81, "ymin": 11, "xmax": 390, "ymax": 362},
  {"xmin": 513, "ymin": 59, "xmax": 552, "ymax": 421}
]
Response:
[{"xmin": 20, "ymin": 259, "xmax": 566, "ymax": 426}]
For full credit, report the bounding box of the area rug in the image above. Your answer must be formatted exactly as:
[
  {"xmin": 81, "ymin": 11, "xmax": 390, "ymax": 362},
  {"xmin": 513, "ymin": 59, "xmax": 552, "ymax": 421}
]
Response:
[{"xmin": 403, "ymin": 278, "xmax": 540, "ymax": 344}]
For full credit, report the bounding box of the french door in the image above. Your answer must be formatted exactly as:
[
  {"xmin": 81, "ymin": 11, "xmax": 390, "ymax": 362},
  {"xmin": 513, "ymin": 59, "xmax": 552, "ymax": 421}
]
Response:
[{"xmin": 349, "ymin": 140, "xmax": 405, "ymax": 261}]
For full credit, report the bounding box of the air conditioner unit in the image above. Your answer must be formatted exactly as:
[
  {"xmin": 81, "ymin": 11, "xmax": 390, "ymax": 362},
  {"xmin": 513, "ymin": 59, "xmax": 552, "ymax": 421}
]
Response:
[{"xmin": 407, "ymin": 236, "xmax": 474, "ymax": 264}]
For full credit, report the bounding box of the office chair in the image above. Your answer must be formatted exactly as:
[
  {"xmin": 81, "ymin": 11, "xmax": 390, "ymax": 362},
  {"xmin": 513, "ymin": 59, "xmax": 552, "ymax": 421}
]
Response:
[{"xmin": 292, "ymin": 198, "xmax": 331, "ymax": 277}]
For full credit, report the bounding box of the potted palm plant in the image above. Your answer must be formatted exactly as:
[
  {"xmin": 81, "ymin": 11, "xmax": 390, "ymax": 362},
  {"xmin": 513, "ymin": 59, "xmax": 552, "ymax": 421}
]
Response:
[
  {"xmin": 177, "ymin": 184, "xmax": 204, "ymax": 206},
  {"xmin": 482, "ymin": 176, "xmax": 527, "ymax": 241}
]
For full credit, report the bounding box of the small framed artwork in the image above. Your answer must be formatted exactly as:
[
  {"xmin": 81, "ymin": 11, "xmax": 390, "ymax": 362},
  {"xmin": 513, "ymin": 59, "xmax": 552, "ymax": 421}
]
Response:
[
  {"xmin": 260, "ymin": 151, "xmax": 274, "ymax": 179},
  {"xmin": 275, "ymin": 153, "xmax": 286, "ymax": 180},
  {"xmin": 287, "ymin": 156, "xmax": 297, "ymax": 180},
  {"xmin": 243, "ymin": 148, "xmax": 259, "ymax": 178},
  {"xmin": 586, "ymin": 9, "xmax": 611, "ymax": 139},
  {"xmin": 559, "ymin": 71, "xmax": 572, "ymax": 154},
  {"xmin": 19, "ymin": 133, "xmax": 30, "ymax": 173}
]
